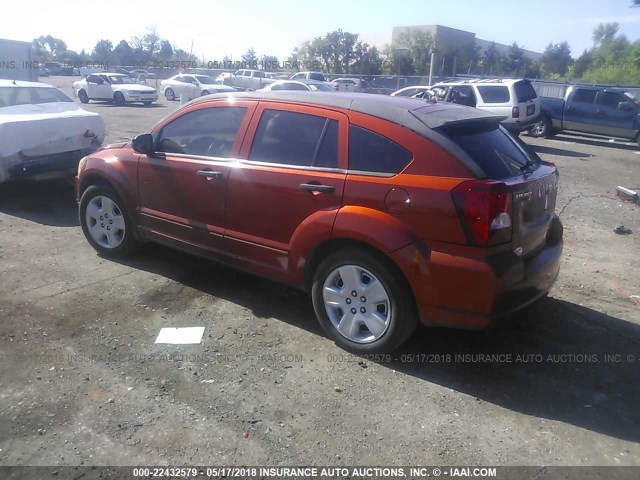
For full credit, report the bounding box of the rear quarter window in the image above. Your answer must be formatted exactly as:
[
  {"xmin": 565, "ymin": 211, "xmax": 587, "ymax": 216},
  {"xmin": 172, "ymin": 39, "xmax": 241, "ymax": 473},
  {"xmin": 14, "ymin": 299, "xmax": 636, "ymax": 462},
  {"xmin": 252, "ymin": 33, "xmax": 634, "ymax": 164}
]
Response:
[
  {"xmin": 349, "ymin": 125, "xmax": 412, "ymax": 175},
  {"xmin": 477, "ymin": 86, "xmax": 510, "ymax": 103}
]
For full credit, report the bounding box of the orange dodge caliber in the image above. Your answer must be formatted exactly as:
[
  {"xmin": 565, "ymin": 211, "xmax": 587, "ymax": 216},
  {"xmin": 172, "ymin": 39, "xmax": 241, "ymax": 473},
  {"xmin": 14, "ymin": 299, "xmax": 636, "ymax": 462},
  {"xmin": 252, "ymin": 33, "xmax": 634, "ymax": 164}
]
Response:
[{"xmin": 76, "ymin": 91, "xmax": 563, "ymax": 353}]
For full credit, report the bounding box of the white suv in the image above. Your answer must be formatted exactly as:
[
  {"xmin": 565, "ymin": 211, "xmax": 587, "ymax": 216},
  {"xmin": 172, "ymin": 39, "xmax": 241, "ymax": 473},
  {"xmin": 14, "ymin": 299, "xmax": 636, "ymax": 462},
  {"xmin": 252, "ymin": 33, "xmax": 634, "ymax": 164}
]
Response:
[{"xmin": 431, "ymin": 79, "xmax": 540, "ymax": 132}]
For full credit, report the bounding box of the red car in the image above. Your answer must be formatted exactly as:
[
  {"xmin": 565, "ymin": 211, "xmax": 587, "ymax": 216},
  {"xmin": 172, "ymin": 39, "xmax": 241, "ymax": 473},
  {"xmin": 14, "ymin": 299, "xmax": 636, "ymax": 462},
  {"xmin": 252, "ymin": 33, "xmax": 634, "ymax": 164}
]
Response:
[{"xmin": 76, "ymin": 92, "xmax": 563, "ymax": 353}]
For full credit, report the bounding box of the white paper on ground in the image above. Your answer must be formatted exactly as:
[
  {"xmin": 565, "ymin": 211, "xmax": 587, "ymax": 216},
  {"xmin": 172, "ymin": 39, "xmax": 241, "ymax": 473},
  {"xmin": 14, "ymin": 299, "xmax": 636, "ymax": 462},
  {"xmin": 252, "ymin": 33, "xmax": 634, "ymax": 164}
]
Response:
[{"xmin": 154, "ymin": 327, "xmax": 205, "ymax": 345}]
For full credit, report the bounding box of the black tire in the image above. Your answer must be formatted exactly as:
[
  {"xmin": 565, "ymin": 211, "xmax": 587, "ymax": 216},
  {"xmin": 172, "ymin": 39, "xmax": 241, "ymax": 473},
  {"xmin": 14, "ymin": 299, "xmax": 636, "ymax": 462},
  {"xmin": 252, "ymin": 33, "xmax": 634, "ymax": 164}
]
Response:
[
  {"xmin": 311, "ymin": 249, "xmax": 418, "ymax": 353},
  {"xmin": 113, "ymin": 92, "xmax": 126, "ymax": 106},
  {"xmin": 527, "ymin": 115, "xmax": 553, "ymax": 138},
  {"xmin": 201, "ymin": 90, "xmax": 210, "ymax": 96},
  {"xmin": 79, "ymin": 184, "xmax": 139, "ymax": 258},
  {"xmin": 165, "ymin": 88, "xmax": 175, "ymax": 101},
  {"xmin": 78, "ymin": 89, "xmax": 89, "ymax": 104}
]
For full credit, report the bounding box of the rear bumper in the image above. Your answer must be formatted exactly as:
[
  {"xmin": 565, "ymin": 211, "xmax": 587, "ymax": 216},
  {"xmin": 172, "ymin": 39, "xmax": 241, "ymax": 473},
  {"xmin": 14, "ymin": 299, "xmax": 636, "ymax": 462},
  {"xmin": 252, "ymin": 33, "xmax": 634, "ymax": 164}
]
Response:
[
  {"xmin": 391, "ymin": 216, "xmax": 563, "ymax": 330},
  {"xmin": 503, "ymin": 113, "xmax": 542, "ymax": 133}
]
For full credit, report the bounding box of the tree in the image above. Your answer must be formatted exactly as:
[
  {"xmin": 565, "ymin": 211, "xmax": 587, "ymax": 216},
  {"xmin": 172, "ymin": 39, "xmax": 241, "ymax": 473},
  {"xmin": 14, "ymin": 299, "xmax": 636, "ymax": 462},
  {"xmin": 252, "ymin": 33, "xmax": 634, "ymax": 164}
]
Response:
[
  {"xmin": 481, "ymin": 42, "xmax": 502, "ymax": 75},
  {"xmin": 592, "ymin": 23, "xmax": 619, "ymax": 47},
  {"xmin": 261, "ymin": 55, "xmax": 280, "ymax": 71},
  {"xmin": 541, "ymin": 41, "xmax": 573, "ymax": 76},
  {"xmin": 571, "ymin": 49, "xmax": 593, "ymax": 78},
  {"xmin": 503, "ymin": 42, "xmax": 526, "ymax": 75},
  {"xmin": 394, "ymin": 29, "xmax": 434, "ymax": 75},
  {"xmin": 92, "ymin": 39, "xmax": 113, "ymax": 62},
  {"xmin": 241, "ymin": 48, "xmax": 258, "ymax": 67},
  {"xmin": 352, "ymin": 44, "xmax": 382, "ymax": 75},
  {"xmin": 33, "ymin": 35, "xmax": 68, "ymax": 61},
  {"xmin": 113, "ymin": 40, "xmax": 135, "ymax": 66},
  {"xmin": 159, "ymin": 40, "xmax": 173, "ymax": 60}
]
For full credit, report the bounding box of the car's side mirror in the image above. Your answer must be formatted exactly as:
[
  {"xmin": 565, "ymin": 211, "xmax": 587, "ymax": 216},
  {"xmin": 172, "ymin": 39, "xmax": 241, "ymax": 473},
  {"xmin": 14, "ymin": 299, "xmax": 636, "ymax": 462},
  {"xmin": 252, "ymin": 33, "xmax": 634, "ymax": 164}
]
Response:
[{"xmin": 132, "ymin": 134, "xmax": 155, "ymax": 154}]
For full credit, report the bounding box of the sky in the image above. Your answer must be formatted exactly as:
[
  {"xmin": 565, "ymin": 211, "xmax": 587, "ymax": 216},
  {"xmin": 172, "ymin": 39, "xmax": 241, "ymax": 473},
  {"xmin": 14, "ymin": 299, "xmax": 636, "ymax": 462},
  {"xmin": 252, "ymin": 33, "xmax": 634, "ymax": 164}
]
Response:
[{"xmin": 3, "ymin": 0, "xmax": 640, "ymax": 63}]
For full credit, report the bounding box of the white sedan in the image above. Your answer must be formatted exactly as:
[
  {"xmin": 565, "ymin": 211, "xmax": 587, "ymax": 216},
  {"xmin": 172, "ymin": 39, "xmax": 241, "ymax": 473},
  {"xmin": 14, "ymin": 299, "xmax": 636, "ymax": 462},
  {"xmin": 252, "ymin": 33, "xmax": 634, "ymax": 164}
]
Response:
[
  {"xmin": 73, "ymin": 73, "xmax": 158, "ymax": 106},
  {"xmin": 161, "ymin": 74, "xmax": 237, "ymax": 101},
  {"xmin": 0, "ymin": 80, "xmax": 105, "ymax": 183}
]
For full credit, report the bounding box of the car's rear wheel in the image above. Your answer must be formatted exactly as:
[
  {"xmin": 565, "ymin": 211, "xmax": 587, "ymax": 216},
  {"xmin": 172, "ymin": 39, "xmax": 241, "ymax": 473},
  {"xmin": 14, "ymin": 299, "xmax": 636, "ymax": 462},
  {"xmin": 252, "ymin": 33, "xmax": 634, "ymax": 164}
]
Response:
[
  {"xmin": 527, "ymin": 115, "xmax": 553, "ymax": 138},
  {"xmin": 165, "ymin": 88, "xmax": 175, "ymax": 101},
  {"xmin": 78, "ymin": 90, "xmax": 89, "ymax": 104},
  {"xmin": 113, "ymin": 92, "xmax": 126, "ymax": 106},
  {"xmin": 311, "ymin": 249, "xmax": 417, "ymax": 353},
  {"xmin": 79, "ymin": 185, "xmax": 139, "ymax": 257}
]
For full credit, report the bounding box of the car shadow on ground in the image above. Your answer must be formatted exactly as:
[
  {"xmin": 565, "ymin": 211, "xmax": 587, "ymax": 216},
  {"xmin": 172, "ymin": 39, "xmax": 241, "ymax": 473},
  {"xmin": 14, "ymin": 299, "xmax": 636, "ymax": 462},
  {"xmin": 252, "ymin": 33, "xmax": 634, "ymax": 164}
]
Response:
[
  {"xmin": 0, "ymin": 180, "xmax": 78, "ymax": 227},
  {"xmin": 529, "ymin": 144, "xmax": 592, "ymax": 159},
  {"xmin": 86, "ymin": 102, "xmax": 166, "ymax": 109},
  {"xmin": 113, "ymin": 242, "xmax": 640, "ymax": 443}
]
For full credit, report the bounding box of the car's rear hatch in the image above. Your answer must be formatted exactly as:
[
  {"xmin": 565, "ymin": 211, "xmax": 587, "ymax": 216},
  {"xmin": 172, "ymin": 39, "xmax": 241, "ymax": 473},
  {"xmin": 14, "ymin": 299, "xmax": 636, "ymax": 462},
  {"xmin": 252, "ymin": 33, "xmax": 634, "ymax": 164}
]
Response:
[{"xmin": 433, "ymin": 116, "xmax": 558, "ymax": 256}]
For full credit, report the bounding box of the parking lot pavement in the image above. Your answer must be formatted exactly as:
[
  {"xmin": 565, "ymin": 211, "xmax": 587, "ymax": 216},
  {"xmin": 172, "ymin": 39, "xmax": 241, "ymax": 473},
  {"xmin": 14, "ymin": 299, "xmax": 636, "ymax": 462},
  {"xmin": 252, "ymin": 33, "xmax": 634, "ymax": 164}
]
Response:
[{"xmin": 1, "ymin": 78, "xmax": 639, "ymax": 467}]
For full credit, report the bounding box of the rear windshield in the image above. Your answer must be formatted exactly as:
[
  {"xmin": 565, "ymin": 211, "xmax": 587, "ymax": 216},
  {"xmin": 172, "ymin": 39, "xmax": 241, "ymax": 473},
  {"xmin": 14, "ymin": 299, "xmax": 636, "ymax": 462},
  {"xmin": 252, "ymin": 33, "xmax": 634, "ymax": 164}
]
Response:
[
  {"xmin": 441, "ymin": 124, "xmax": 539, "ymax": 179},
  {"xmin": 514, "ymin": 80, "xmax": 537, "ymax": 102}
]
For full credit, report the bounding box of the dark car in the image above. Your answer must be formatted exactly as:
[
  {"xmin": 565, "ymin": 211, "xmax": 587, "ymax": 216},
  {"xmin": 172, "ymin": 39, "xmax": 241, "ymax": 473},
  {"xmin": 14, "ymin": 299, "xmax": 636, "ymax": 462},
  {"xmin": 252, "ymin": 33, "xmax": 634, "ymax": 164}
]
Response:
[{"xmin": 75, "ymin": 92, "xmax": 563, "ymax": 353}]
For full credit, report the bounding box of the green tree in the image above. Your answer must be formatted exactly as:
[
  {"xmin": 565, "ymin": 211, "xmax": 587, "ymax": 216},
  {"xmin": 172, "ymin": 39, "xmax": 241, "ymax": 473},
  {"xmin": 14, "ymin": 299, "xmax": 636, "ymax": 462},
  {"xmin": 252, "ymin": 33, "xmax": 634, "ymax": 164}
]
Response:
[
  {"xmin": 92, "ymin": 39, "xmax": 113, "ymax": 62},
  {"xmin": 158, "ymin": 40, "xmax": 173, "ymax": 61},
  {"xmin": 395, "ymin": 29, "xmax": 434, "ymax": 75},
  {"xmin": 261, "ymin": 55, "xmax": 280, "ymax": 71},
  {"xmin": 33, "ymin": 35, "xmax": 68, "ymax": 61},
  {"xmin": 541, "ymin": 41, "xmax": 573, "ymax": 75},
  {"xmin": 113, "ymin": 40, "xmax": 135, "ymax": 66},
  {"xmin": 241, "ymin": 48, "xmax": 258, "ymax": 67},
  {"xmin": 503, "ymin": 42, "xmax": 526, "ymax": 75}
]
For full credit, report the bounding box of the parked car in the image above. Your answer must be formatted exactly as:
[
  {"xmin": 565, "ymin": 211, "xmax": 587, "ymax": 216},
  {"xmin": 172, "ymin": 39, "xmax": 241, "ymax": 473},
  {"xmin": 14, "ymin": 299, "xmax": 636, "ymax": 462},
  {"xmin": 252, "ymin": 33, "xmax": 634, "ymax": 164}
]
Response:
[
  {"xmin": 0, "ymin": 80, "xmax": 104, "ymax": 183},
  {"xmin": 528, "ymin": 85, "xmax": 640, "ymax": 143},
  {"xmin": 215, "ymin": 72, "xmax": 232, "ymax": 84},
  {"xmin": 222, "ymin": 69, "xmax": 275, "ymax": 90},
  {"xmin": 44, "ymin": 62, "xmax": 74, "ymax": 76},
  {"xmin": 161, "ymin": 74, "xmax": 236, "ymax": 101},
  {"xmin": 259, "ymin": 80, "xmax": 335, "ymax": 92},
  {"xmin": 390, "ymin": 85, "xmax": 432, "ymax": 97},
  {"xmin": 290, "ymin": 71, "xmax": 327, "ymax": 82},
  {"xmin": 75, "ymin": 91, "xmax": 563, "ymax": 353},
  {"xmin": 73, "ymin": 73, "xmax": 158, "ymax": 106},
  {"xmin": 430, "ymin": 78, "xmax": 540, "ymax": 133},
  {"xmin": 129, "ymin": 69, "xmax": 156, "ymax": 80},
  {"xmin": 331, "ymin": 78, "xmax": 369, "ymax": 92}
]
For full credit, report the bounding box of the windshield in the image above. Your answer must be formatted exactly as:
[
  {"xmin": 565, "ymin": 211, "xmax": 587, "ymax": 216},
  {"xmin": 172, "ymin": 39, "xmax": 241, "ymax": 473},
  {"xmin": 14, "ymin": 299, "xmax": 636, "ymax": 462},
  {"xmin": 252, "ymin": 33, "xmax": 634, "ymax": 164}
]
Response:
[
  {"xmin": 106, "ymin": 75, "xmax": 135, "ymax": 84},
  {"xmin": 0, "ymin": 86, "xmax": 74, "ymax": 107},
  {"xmin": 195, "ymin": 76, "xmax": 216, "ymax": 84}
]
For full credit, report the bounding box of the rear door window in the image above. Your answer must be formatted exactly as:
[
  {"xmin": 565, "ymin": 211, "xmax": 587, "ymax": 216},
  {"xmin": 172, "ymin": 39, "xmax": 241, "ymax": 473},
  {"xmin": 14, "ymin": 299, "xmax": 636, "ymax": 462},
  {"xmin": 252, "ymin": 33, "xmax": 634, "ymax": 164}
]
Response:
[
  {"xmin": 348, "ymin": 125, "xmax": 412, "ymax": 175},
  {"xmin": 249, "ymin": 110, "xmax": 338, "ymax": 168}
]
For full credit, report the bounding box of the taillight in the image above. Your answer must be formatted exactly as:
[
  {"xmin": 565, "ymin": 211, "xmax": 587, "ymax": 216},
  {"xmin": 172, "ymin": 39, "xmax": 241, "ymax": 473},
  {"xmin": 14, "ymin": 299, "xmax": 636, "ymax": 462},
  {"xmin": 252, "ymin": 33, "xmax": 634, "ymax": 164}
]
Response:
[
  {"xmin": 512, "ymin": 106, "xmax": 520, "ymax": 118},
  {"xmin": 451, "ymin": 180, "xmax": 512, "ymax": 246}
]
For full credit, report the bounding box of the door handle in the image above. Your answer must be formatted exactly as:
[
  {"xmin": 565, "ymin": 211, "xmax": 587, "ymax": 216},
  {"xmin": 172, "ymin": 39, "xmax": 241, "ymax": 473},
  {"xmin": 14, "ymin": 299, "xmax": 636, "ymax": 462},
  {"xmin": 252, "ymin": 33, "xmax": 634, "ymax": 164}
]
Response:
[
  {"xmin": 300, "ymin": 183, "xmax": 335, "ymax": 194},
  {"xmin": 197, "ymin": 170, "xmax": 223, "ymax": 179}
]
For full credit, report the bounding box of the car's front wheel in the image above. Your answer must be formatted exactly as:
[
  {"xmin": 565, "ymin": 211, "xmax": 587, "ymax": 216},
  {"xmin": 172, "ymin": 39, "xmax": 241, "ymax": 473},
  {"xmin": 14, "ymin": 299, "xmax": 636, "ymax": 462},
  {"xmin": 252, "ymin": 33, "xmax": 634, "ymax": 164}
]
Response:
[
  {"xmin": 311, "ymin": 249, "xmax": 417, "ymax": 353},
  {"xmin": 113, "ymin": 92, "xmax": 126, "ymax": 106},
  {"xmin": 78, "ymin": 89, "xmax": 89, "ymax": 104},
  {"xmin": 79, "ymin": 185, "xmax": 139, "ymax": 257},
  {"xmin": 201, "ymin": 90, "xmax": 210, "ymax": 96},
  {"xmin": 527, "ymin": 115, "xmax": 553, "ymax": 138},
  {"xmin": 165, "ymin": 88, "xmax": 175, "ymax": 101}
]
